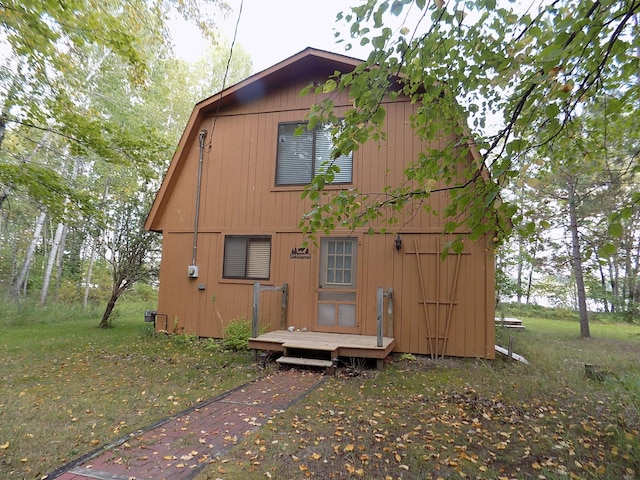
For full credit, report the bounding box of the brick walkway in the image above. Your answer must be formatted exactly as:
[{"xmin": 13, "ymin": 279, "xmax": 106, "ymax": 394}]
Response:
[{"xmin": 49, "ymin": 370, "xmax": 324, "ymax": 480}]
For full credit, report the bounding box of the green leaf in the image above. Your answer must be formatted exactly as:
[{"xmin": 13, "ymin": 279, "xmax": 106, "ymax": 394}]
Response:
[
  {"xmin": 598, "ymin": 243, "xmax": 617, "ymax": 258},
  {"xmin": 323, "ymin": 79, "xmax": 337, "ymax": 93},
  {"xmin": 608, "ymin": 222, "xmax": 623, "ymax": 238},
  {"xmin": 451, "ymin": 239, "xmax": 464, "ymax": 254}
]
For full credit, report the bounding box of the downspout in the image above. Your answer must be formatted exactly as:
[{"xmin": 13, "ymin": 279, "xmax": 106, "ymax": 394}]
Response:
[{"xmin": 192, "ymin": 129, "xmax": 207, "ymax": 268}]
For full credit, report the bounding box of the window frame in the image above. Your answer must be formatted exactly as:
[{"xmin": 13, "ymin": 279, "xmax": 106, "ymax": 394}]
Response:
[
  {"xmin": 222, "ymin": 235, "xmax": 272, "ymax": 281},
  {"xmin": 274, "ymin": 121, "xmax": 353, "ymax": 187}
]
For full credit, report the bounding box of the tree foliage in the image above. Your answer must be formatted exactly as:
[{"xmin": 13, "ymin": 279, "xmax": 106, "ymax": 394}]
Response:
[
  {"xmin": 300, "ymin": 0, "xmax": 640, "ymax": 254},
  {"xmin": 0, "ymin": 1, "xmax": 254, "ymax": 318},
  {"xmin": 505, "ymin": 99, "xmax": 640, "ymax": 323},
  {"xmin": 0, "ymin": 0, "xmax": 228, "ymax": 215}
]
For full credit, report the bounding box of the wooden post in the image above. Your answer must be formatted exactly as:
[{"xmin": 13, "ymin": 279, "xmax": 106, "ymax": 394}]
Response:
[
  {"xmin": 507, "ymin": 335, "xmax": 514, "ymax": 362},
  {"xmin": 376, "ymin": 287, "xmax": 383, "ymax": 347},
  {"xmin": 252, "ymin": 282, "xmax": 260, "ymax": 361},
  {"xmin": 280, "ymin": 283, "xmax": 288, "ymax": 330},
  {"xmin": 386, "ymin": 289, "xmax": 393, "ymax": 338},
  {"xmin": 252, "ymin": 282, "xmax": 260, "ymax": 338}
]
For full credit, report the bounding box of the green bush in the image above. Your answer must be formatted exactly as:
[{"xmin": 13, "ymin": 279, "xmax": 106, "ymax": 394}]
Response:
[{"xmin": 222, "ymin": 316, "xmax": 254, "ymax": 352}]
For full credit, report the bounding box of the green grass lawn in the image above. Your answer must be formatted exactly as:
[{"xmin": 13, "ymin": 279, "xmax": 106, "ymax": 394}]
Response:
[
  {"xmin": 1, "ymin": 301, "xmax": 639, "ymax": 480},
  {"xmin": 0, "ymin": 301, "xmax": 260, "ymax": 479},
  {"xmin": 197, "ymin": 316, "xmax": 640, "ymax": 480}
]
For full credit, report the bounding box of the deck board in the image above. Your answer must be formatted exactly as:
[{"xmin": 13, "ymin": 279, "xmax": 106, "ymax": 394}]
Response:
[
  {"xmin": 250, "ymin": 330, "xmax": 395, "ymax": 360},
  {"xmin": 276, "ymin": 357, "xmax": 334, "ymax": 368}
]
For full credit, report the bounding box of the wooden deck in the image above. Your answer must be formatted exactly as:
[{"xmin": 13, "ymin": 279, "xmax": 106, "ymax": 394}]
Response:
[
  {"xmin": 495, "ymin": 317, "xmax": 525, "ymax": 329},
  {"xmin": 249, "ymin": 330, "xmax": 395, "ymax": 360}
]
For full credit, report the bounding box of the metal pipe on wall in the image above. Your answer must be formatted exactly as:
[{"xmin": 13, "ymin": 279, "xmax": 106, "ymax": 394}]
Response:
[{"xmin": 192, "ymin": 129, "xmax": 207, "ymax": 266}]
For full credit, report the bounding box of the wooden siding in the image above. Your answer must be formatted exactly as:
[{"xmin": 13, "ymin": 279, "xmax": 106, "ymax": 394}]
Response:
[{"xmin": 149, "ymin": 51, "xmax": 495, "ymax": 359}]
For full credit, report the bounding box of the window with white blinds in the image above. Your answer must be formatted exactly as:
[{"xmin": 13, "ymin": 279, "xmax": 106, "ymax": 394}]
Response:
[
  {"xmin": 275, "ymin": 122, "xmax": 353, "ymax": 186},
  {"xmin": 223, "ymin": 236, "xmax": 271, "ymax": 280}
]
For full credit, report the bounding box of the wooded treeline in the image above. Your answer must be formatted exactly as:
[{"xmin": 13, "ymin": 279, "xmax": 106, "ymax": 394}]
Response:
[
  {"xmin": 0, "ymin": 0, "xmax": 251, "ymax": 325},
  {"xmin": 497, "ymin": 102, "xmax": 640, "ymax": 322}
]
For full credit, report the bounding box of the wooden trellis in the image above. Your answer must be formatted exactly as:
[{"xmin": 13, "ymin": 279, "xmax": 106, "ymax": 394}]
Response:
[{"xmin": 411, "ymin": 238, "xmax": 466, "ymax": 359}]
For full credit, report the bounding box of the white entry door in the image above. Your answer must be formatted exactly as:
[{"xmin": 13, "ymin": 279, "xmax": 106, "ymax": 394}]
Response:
[{"xmin": 316, "ymin": 237, "xmax": 358, "ymax": 333}]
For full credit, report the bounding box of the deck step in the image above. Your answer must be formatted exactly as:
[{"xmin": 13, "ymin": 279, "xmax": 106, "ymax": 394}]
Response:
[
  {"xmin": 276, "ymin": 356, "xmax": 334, "ymax": 368},
  {"xmin": 281, "ymin": 341, "xmax": 339, "ymax": 351}
]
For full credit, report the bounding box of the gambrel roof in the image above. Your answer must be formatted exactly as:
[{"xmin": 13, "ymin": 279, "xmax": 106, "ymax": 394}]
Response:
[{"xmin": 145, "ymin": 48, "xmax": 363, "ymax": 232}]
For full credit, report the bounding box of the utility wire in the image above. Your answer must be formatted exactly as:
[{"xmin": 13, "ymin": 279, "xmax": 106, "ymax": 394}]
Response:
[{"xmin": 207, "ymin": 0, "xmax": 244, "ymax": 148}]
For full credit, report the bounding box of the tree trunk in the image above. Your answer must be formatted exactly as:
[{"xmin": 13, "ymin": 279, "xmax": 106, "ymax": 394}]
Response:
[
  {"xmin": 55, "ymin": 225, "xmax": 69, "ymax": 291},
  {"xmin": 99, "ymin": 284, "xmax": 126, "ymax": 328},
  {"xmin": 516, "ymin": 234, "xmax": 524, "ymax": 304},
  {"xmin": 525, "ymin": 239, "xmax": 538, "ymax": 305},
  {"xmin": 609, "ymin": 258, "xmax": 618, "ymax": 313},
  {"xmin": 99, "ymin": 295, "xmax": 118, "ymax": 328},
  {"xmin": 567, "ymin": 182, "xmax": 590, "ymax": 337},
  {"xmin": 14, "ymin": 212, "xmax": 47, "ymax": 296},
  {"xmin": 40, "ymin": 221, "xmax": 65, "ymax": 304},
  {"xmin": 598, "ymin": 261, "xmax": 610, "ymax": 313},
  {"xmin": 83, "ymin": 239, "xmax": 98, "ymax": 309}
]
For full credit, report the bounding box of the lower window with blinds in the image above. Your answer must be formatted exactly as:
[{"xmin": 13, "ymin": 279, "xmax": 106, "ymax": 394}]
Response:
[{"xmin": 222, "ymin": 236, "xmax": 271, "ymax": 280}]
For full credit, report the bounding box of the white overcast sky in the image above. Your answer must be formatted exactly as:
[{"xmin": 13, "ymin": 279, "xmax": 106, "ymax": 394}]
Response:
[{"xmin": 171, "ymin": 0, "xmax": 370, "ymax": 72}]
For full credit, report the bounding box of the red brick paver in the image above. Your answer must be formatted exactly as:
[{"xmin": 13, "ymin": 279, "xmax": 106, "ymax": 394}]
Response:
[{"xmin": 50, "ymin": 370, "xmax": 323, "ymax": 480}]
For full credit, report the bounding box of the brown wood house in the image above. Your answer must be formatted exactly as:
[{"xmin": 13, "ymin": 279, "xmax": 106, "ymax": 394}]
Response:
[{"xmin": 145, "ymin": 48, "xmax": 496, "ymax": 363}]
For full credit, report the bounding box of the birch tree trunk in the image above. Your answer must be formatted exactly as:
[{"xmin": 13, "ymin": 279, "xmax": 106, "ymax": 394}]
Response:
[
  {"xmin": 40, "ymin": 222, "xmax": 65, "ymax": 304},
  {"xmin": 55, "ymin": 225, "xmax": 69, "ymax": 291},
  {"xmin": 14, "ymin": 212, "xmax": 47, "ymax": 296},
  {"xmin": 83, "ymin": 239, "xmax": 98, "ymax": 309},
  {"xmin": 598, "ymin": 262, "xmax": 610, "ymax": 313}
]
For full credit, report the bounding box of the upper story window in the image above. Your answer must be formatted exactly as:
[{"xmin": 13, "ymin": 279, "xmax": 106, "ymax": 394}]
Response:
[{"xmin": 275, "ymin": 122, "xmax": 353, "ymax": 186}]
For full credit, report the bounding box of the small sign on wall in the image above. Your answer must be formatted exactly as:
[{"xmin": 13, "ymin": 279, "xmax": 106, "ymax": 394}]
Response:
[{"xmin": 290, "ymin": 247, "xmax": 311, "ymax": 259}]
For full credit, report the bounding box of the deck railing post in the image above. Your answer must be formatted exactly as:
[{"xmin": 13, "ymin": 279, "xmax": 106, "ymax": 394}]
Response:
[
  {"xmin": 280, "ymin": 283, "xmax": 288, "ymax": 330},
  {"xmin": 252, "ymin": 282, "xmax": 260, "ymax": 339},
  {"xmin": 386, "ymin": 289, "xmax": 393, "ymax": 338},
  {"xmin": 376, "ymin": 287, "xmax": 383, "ymax": 347}
]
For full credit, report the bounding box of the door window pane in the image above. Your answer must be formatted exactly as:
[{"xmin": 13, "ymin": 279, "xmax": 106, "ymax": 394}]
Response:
[
  {"xmin": 338, "ymin": 305, "xmax": 356, "ymax": 327},
  {"xmin": 325, "ymin": 239, "xmax": 354, "ymax": 286}
]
